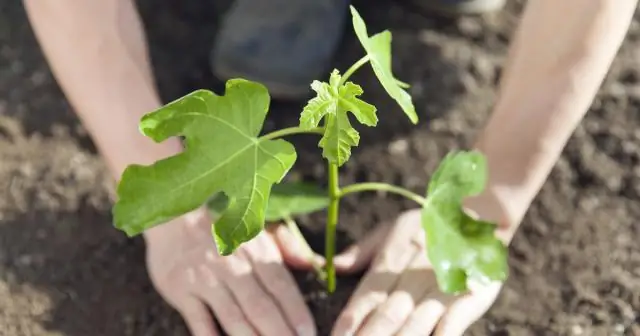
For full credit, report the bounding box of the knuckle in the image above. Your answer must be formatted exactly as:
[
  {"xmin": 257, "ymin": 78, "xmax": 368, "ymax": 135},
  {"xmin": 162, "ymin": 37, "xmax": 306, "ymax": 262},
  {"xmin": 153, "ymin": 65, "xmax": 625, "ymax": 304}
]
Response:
[
  {"xmin": 249, "ymin": 297, "xmax": 277, "ymax": 316},
  {"xmin": 377, "ymin": 306, "xmax": 404, "ymax": 325},
  {"xmin": 219, "ymin": 308, "xmax": 245, "ymax": 325},
  {"xmin": 269, "ymin": 274, "xmax": 292, "ymax": 294}
]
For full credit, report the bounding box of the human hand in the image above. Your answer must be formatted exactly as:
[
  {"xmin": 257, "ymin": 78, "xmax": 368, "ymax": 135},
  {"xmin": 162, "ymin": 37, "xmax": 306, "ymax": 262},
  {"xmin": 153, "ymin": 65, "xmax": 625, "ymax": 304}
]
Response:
[
  {"xmin": 330, "ymin": 209, "xmax": 507, "ymax": 336},
  {"xmin": 143, "ymin": 208, "xmax": 320, "ymax": 336}
]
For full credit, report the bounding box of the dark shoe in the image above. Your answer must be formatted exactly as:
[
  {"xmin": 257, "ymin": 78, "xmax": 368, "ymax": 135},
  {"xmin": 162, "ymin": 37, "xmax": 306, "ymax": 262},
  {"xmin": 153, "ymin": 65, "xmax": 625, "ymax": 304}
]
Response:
[
  {"xmin": 413, "ymin": 0, "xmax": 505, "ymax": 15},
  {"xmin": 211, "ymin": 0, "xmax": 350, "ymax": 100}
]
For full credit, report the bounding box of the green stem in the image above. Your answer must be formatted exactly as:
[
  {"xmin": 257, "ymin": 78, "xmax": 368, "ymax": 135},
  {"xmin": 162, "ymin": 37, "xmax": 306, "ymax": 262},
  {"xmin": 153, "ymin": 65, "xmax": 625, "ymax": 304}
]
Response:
[
  {"xmin": 325, "ymin": 162, "xmax": 340, "ymax": 293},
  {"xmin": 260, "ymin": 126, "xmax": 324, "ymax": 141},
  {"xmin": 339, "ymin": 182, "xmax": 426, "ymax": 205},
  {"xmin": 339, "ymin": 55, "xmax": 370, "ymax": 85},
  {"xmin": 284, "ymin": 216, "xmax": 326, "ymax": 281}
]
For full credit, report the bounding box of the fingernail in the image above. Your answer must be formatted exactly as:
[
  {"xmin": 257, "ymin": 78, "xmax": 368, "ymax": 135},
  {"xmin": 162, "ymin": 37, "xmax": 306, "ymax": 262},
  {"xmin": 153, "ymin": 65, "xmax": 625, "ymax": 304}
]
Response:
[
  {"xmin": 296, "ymin": 325, "xmax": 316, "ymax": 336},
  {"xmin": 333, "ymin": 253, "xmax": 355, "ymax": 266},
  {"xmin": 229, "ymin": 324, "xmax": 254, "ymax": 336}
]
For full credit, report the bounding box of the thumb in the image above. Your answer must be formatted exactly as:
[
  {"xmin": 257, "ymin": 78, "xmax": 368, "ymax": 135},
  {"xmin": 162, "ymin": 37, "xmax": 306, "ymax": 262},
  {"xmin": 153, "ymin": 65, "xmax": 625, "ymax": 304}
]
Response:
[
  {"xmin": 268, "ymin": 224, "xmax": 325, "ymax": 270},
  {"xmin": 333, "ymin": 224, "xmax": 391, "ymax": 274}
]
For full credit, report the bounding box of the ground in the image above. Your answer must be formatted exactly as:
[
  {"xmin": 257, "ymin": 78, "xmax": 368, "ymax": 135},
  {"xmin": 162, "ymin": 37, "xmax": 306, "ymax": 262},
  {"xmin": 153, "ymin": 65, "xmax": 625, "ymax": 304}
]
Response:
[{"xmin": 1, "ymin": 0, "xmax": 639, "ymax": 335}]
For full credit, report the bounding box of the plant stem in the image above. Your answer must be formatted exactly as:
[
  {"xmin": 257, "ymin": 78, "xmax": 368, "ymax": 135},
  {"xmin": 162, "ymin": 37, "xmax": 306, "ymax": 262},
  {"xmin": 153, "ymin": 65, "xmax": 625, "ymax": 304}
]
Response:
[
  {"xmin": 339, "ymin": 55, "xmax": 370, "ymax": 85},
  {"xmin": 260, "ymin": 126, "xmax": 324, "ymax": 141},
  {"xmin": 284, "ymin": 216, "xmax": 326, "ymax": 281},
  {"xmin": 325, "ymin": 162, "xmax": 340, "ymax": 293},
  {"xmin": 339, "ymin": 182, "xmax": 426, "ymax": 205}
]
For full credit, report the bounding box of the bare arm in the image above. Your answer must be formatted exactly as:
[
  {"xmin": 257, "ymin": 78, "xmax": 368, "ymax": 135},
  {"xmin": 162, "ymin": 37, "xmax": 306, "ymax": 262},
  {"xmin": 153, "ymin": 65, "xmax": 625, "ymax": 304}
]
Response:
[
  {"xmin": 467, "ymin": 0, "xmax": 638, "ymax": 239},
  {"xmin": 23, "ymin": 0, "xmax": 182, "ymax": 181},
  {"xmin": 24, "ymin": 0, "xmax": 185, "ymax": 244}
]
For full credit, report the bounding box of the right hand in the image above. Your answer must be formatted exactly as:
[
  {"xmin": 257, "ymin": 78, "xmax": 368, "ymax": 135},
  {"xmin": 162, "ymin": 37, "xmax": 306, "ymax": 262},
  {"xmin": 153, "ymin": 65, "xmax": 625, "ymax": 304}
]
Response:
[{"xmin": 143, "ymin": 208, "xmax": 320, "ymax": 336}]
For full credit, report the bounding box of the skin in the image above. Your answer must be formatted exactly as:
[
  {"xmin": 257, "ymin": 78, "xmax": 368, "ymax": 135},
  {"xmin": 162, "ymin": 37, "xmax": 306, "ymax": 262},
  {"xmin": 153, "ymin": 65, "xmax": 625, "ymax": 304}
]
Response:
[
  {"xmin": 23, "ymin": 0, "xmax": 638, "ymax": 335},
  {"xmin": 23, "ymin": 1, "xmax": 316, "ymax": 335},
  {"xmin": 330, "ymin": 0, "xmax": 639, "ymax": 335}
]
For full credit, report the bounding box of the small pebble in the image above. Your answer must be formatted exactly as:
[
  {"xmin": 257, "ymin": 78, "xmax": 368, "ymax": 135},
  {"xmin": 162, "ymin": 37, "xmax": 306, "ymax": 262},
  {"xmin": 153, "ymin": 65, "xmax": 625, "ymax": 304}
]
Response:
[
  {"xmin": 388, "ymin": 139, "xmax": 408, "ymax": 155},
  {"xmin": 571, "ymin": 325, "xmax": 583, "ymax": 335},
  {"xmin": 613, "ymin": 324, "xmax": 625, "ymax": 334},
  {"xmin": 457, "ymin": 17, "xmax": 483, "ymax": 38}
]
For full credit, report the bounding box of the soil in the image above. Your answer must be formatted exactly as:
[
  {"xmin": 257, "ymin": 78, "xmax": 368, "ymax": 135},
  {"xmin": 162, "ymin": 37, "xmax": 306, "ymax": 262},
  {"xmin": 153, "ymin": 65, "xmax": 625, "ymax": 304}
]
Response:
[{"xmin": 1, "ymin": 0, "xmax": 639, "ymax": 335}]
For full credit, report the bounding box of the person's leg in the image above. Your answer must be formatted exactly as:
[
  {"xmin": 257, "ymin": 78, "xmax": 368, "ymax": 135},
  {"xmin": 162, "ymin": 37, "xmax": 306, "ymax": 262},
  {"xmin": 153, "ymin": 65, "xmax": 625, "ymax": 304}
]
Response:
[
  {"xmin": 211, "ymin": 0, "xmax": 350, "ymax": 100},
  {"xmin": 211, "ymin": 0, "xmax": 506, "ymax": 100}
]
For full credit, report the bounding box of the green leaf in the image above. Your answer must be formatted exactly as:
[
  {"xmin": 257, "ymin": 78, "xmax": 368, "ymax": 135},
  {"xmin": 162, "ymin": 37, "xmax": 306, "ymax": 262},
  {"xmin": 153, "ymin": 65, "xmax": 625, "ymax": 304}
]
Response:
[
  {"xmin": 421, "ymin": 151, "xmax": 508, "ymax": 294},
  {"xmin": 112, "ymin": 80, "xmax": 297, "ymax": 255},
  {"xmin": 349, "ymin": 6, "xmax": 418, "ymax": 124},
  {"xmin": 207, "ymin": 182, "xmax": 329, "ymax": 221},
  {"xmin": 264, "ymin": 182, "xmax": 330, "ymax": 221},
  {"xmin": 300, "ymin": 69, "xmax": 377, "ymax": 166}
]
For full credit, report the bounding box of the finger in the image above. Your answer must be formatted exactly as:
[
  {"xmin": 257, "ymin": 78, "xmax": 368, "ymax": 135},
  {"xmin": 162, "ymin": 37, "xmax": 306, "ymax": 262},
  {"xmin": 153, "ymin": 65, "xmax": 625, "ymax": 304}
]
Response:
[
  {"xmin": 196, "ymin": 261, "xmax": 257, "ymax": 336},
  {"xmin": 244, "ymin": 233, "xmax": 316, "ymax": 336},
  {"xmin": 217, "ymin": 252, "xmax": 294, "ymax": 336},
  {"xmin": 434, "ymin": 282, "xmax": 502, "ymax": 336},
  {"xmin": 269, "ymin": 224, "xmax": 325, "ymax": 270},
  {"xmin": 358, "ymin": 252, "xmax": 434, "ymax": 335},
  {"xmin": 332, "ymin": 224, "xmax": 392, "ymax": 274},
  {"xmin": 396, "ymin": 298, "xmax": 447, "ymax": 336},
  {"xmin": 174, "ymin": 296, "xmax": 220, "ymax": 336},
  {"xmin": 332, "ymin": 221, "xmax": 420, "ymax": 336}
]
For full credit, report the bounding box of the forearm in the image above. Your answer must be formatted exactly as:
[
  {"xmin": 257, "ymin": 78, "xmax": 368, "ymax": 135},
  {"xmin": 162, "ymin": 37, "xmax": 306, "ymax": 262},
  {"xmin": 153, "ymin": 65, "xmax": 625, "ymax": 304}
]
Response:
[
  {"xmin": 467, "ymin": 0, "xmax": 637, "ymax": 240},
  {"xmin": 24, "ymin": 0, "xmax": 182, "ymax": 180}
]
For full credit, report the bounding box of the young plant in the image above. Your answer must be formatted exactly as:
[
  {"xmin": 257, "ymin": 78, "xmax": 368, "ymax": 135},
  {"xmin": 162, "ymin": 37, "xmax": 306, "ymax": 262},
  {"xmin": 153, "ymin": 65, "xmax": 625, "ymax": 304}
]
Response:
[{"xmin": 112, "ymin": 6, "xmax": 508, "ymax": 295}]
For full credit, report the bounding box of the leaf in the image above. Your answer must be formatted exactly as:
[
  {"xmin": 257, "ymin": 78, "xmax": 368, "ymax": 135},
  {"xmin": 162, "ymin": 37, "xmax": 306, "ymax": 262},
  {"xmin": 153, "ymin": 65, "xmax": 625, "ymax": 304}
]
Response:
[
  {"xmin": 421, "ymin": 151, "xmax": 508, "ymax": 294},
  {"xmin": 207, "ymin": 182, "xmax": 329, "ymax": 221},
  {"xmin": 112, "ymin": 80, "xmax": 297, "ymax": 256},
  {"xmin": 299, "ymin": 69, "xmax": 377, "ymax": 166},
  {"xmin": 264, "ymin": 182, "xmax": 330, "ymax": 221},
  {"xmin": 349, "ymin": 6, "xmax": 418, "ymax": 124}
]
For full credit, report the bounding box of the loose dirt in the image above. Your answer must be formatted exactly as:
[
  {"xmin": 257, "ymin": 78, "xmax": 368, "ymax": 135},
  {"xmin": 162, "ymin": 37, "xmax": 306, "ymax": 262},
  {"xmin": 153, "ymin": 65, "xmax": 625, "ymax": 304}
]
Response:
[{"xmin": 1, "ymin": 0, "xmax": 638, "ymax": 335}]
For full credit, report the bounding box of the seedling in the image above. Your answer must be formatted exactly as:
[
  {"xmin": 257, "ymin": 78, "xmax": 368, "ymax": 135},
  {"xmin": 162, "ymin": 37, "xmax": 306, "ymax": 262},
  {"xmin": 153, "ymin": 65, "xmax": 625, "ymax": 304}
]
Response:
[{"xmin": 112, "ymin": 6, "xmax": 508, "ymax": 294}]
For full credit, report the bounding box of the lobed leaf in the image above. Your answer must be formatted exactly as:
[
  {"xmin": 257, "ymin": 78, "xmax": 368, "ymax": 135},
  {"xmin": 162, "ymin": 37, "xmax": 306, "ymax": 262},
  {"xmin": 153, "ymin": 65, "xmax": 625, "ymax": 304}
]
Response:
[
  {"xmin": 300, "ymin": 70, "xmax": 377, "ymax": 166},
  {"xmin": 112, "ymin": 80, "xmax": 296, "ymax": 255},
  {"xmin": 349, "ymin": 6, "xmax": 418, "ymax": 124},
  {"xmin": 207, "ymin": 181, "xmax": 329, "ymax": 222},
  {"xmin": 421, "ymin": 151, "xmax": 508, "ymax": 294}
]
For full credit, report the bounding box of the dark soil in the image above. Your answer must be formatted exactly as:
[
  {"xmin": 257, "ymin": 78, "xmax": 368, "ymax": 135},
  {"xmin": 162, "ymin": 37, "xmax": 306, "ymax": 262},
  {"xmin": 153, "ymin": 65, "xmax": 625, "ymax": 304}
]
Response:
[{"xmin": 1, "ymin": 0, "xmax": 639, "ymax": 335}]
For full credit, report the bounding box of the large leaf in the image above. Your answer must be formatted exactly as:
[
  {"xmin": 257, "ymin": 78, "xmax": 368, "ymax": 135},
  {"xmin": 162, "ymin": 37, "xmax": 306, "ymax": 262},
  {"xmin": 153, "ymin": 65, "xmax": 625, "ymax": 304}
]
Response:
[
  {"xmin": 421, "ymin": 151, "xmax": 508, "ymax": 294},
  {"xmin": 299, "ymin": 69, "xmax": 377, "ymax": 166},
  {"xmin": 349, "ymin": 6, "xmax": 418, "ymax": 124},
  {"xmin": 113, "ymin": 79, "xmax": 296, "ymax": 255},
  {"xmin": 207, "ymin": 182, "xmax": 329, "ymax": 222}
]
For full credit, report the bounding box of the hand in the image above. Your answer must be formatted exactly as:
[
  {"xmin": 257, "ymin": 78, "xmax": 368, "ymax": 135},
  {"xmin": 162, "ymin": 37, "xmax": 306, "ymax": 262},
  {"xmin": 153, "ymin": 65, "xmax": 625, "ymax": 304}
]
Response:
[
  {"xmin": 331, "ymin": 209, "xmax": 506, "ymax": 336},
  {"xmin": 143, "ymin": 208, "xmax": 319, "ymax": 336}
]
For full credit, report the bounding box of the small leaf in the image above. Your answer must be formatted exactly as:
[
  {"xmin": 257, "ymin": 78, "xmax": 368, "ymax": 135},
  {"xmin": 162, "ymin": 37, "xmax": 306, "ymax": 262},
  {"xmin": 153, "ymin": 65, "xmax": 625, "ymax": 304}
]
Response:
[
  {"xmin": 113, "ymin": 80, "xmax": 296, "ymax": 256},
  {"xmin": 421, "ymin": 151, "xmax": 508, "ymax": 294},
  {"xmin": 349, "ymin": 6, "xmax": 418, "ymax": 124},
  {"xmin": 207, "ymin": 182, "xmax": 329, "ymax": 222},
  {"xmin": 300, "ymin": 69, "xmax": 377, "ymax": 166}
]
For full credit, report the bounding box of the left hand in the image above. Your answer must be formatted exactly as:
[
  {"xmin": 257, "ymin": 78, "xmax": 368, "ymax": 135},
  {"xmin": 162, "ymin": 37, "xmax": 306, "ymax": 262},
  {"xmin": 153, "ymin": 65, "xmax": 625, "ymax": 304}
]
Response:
[{"xmin": 330, "ymin": 209, "xmax": 506, "ymax": 336}]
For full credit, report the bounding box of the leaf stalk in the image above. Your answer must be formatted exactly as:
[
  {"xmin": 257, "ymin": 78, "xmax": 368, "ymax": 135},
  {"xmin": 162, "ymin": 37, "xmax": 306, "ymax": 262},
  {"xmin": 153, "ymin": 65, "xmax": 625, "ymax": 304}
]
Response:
[
  {"xmin": 339, "ymin": 55, "xmax": 370, "ymax": 86},
  {"xmin": 284, "ymin": 216, "xmax": 327, "ymax": 281},
  {"xmin": 339, "ymin": 182, "xmax": 426, "ymax": 205},
  {"xmin": 260, "ymin": 126, "xmax": 324, "ymax": 141}
]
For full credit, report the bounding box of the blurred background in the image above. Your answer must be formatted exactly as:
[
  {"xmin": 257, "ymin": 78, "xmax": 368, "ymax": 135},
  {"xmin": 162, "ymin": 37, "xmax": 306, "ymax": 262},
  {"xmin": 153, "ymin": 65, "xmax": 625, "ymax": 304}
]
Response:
[{"xmin": 0, "ymin": 0, "xmax": 639, "ymax": 335}]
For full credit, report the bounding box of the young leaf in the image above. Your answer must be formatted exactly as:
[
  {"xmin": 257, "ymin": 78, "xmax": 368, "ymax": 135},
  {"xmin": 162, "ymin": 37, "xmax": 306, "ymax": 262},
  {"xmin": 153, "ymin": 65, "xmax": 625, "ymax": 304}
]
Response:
[
  {"xmin": 300, "ymin": 69, "xmax": 377, "ymax": 166},
  {"xmin": 112, "ymin": 80, "xmax": 296, "ymax": 255},
  {"xmin": 421, "ymin": 151, "xmax": 508, "ymax": 294},
  {"xmin": 349, "ymin": 6, "xmax": 418, "ymax": 124},
  {"xmin": 207, "ymin": 182, "xmax": 329, "ymax": 222}
]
